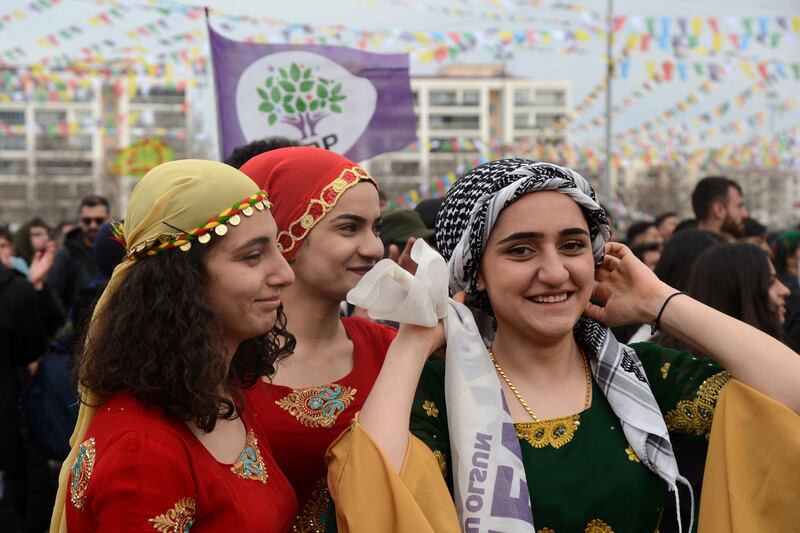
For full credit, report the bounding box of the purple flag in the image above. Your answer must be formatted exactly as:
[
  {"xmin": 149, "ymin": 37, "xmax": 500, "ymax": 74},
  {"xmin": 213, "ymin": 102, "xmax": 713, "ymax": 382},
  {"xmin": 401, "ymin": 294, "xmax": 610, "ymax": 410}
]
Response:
[{"xmin": 208, "ymin": 24, "xmax": 416, "ymax": 162}]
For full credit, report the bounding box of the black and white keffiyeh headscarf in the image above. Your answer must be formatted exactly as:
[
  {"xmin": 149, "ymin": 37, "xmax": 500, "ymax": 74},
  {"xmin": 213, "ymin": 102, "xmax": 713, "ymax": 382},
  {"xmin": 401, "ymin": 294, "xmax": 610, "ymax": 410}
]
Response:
[{"xmin": 435, "ymin": 159, "xmax": 694, "ymax": 533}]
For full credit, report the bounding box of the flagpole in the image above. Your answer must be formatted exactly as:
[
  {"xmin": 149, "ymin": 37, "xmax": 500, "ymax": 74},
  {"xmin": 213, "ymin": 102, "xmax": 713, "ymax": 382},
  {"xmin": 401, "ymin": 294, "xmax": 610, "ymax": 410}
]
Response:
[
  {"xmin": 204, "ymin": 7, "xmax": 225, "ymax": 161},
  {"xmin": 603, "ymin": 0, "xmax": 614, "ymax": 201}
]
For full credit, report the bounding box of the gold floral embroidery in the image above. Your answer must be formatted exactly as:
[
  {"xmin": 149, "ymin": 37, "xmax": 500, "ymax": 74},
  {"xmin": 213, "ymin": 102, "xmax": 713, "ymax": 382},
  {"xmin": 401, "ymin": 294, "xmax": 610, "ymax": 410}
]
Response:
[
  {"xmin": 585, "ymin": 518, "xmax": 615, "ymax": 532},
  {"xmin": 230, "ymin": 430, "xmax": 269, "ymax": 483},
  {"xmin": 625, "ymin": 445, "xmax": 641, "ymax": 463},
  {"xmin": 665, "ymin": 371, "xmax": 731, "ymax": 437},
  {"xmin": 277, "ymin": 166, "xmax": 375, "ymax": 255},
  {"xmin": 431, "ymin": 449, "xmax": 447, "ymax": 477},
  {"xmin": 422, "ymin": 400, "xmax": 439, "ymax": 418},
  {"xmin": 148, "ymin": 497, "xmax": 196, "ymax": 532},
  {"xmin": 537, "ymin": 528, "xmax": 556, "ymax": 533},
  {"xmin": 276, "ymin": 384, "xmax": 357, "ymax": 428},
  {"xmin": 516, "ymin": 414, "xmax": 581, "ymax": 449},
  {"xmin": 69, "ymin": 437, "xmax": 96, "ymax": 510},
  {"xmin": 660, "ymin": 362, "xmax": 671, "ymax": 379},
  {"xmin": 292, "ymin": 479, "xmax": 331, "ymax": 533}
]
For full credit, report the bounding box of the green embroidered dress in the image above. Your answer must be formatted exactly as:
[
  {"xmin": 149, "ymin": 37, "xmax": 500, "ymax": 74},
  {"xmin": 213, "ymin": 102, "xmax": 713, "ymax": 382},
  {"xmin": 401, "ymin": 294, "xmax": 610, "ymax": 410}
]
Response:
[{"xmin": 410, "ymin": 343, "xmax": 730, "ymax": 533}]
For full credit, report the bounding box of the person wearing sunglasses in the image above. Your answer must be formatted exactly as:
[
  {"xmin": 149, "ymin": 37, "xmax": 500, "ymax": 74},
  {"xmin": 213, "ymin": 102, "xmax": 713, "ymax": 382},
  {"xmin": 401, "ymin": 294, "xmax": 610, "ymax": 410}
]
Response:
[{"xmin": 47, "ymin": 195, "xmax": 111, "ymax": 311}]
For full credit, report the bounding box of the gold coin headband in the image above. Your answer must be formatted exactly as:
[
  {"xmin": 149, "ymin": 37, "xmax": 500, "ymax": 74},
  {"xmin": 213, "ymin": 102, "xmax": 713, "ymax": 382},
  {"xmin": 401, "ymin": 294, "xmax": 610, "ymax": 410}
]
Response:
[{"xmin": 112, "ymin": 191, "xmax": 272, "ymax": 261}]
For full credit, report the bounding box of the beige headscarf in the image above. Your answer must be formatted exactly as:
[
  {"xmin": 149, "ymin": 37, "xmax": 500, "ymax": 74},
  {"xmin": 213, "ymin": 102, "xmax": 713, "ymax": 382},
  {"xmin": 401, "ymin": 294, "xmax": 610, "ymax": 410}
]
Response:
[{"xmin": 51, "ymin": 159, "xmax": 269, "ymax": 532}]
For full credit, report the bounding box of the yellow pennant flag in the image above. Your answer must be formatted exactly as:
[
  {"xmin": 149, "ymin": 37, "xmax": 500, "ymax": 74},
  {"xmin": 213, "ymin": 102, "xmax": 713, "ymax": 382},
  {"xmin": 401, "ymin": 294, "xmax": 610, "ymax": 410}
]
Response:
[
  {"xmin": 645, "ymin": 61, "xmax": 657, "ymax": 79},
  {"xmin": 127, "ymin": 76, "xmax": 138, "ymax": 99},
  {"xmin": 712, "ymin": 34, "xmax": 723, "ymax": 52},
  {"xmin": 690, "ymin": 17, "xmax": 703, "ymax": 36},
  {"xmin": 741, "ymin": 63, "xmax": 755, "ymax": 79}
]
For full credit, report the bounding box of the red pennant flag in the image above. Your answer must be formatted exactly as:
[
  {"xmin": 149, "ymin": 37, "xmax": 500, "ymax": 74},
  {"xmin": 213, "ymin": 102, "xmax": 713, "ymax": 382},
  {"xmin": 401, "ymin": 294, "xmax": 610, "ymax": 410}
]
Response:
[
  {"xmin": 662, "ymin": 61, "xmax": 674, "ymax": 81},
  {"xmin": 708, "ymin": 18, "xmax": 720, "ymax": 34}
]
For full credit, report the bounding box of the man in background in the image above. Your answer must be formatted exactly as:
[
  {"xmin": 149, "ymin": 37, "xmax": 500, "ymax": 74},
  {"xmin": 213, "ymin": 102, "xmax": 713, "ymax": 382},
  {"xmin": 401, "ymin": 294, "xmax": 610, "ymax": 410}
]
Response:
[
  {"xmin": 692, "ymin": 176, "xmax": 748, "ymax": 241},
  {"xmin": 46, "ymin": 195, "xmax": 111, "ymax": 310}
]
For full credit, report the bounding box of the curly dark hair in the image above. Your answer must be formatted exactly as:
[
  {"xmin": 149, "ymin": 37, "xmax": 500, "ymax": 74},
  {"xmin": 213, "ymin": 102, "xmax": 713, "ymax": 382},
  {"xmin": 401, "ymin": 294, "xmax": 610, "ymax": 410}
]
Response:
[{"xmin": 78, "ymin": 239, "xmax": 295, "ymax": 433}]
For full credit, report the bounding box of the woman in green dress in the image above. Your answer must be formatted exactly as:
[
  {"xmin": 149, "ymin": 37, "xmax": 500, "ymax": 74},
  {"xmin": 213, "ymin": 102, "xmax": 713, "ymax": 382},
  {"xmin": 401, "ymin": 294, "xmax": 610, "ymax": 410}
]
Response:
[{"xmin": 339, "ymin": 159, "xmax": 800, "ymax": 533}]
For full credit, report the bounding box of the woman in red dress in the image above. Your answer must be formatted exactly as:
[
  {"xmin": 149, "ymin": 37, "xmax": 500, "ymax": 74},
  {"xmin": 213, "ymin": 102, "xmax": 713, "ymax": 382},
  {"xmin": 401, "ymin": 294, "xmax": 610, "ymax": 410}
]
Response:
[
  {"xmin": 240, "ymin": 147, "xmax": 397, "ymax": 530},
  {"xmin": 50, "ymin": 160, "xmax": 298, "ymax": 532}
]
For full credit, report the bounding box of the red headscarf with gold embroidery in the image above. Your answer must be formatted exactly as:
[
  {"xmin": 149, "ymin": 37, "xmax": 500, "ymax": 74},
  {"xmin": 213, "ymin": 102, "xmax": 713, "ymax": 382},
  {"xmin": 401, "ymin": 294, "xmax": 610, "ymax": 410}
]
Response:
[{"xmin": 240, "ymin": 146, "xmax": 377, "ymax": 261}]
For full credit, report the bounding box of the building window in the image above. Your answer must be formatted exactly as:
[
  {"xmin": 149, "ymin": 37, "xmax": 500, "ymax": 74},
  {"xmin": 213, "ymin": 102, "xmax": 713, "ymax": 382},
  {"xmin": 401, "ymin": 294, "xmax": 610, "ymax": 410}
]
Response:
[
  {"xmin": 35, "ymin": 159, "xmax": 93, "ymax": 175},
  {"xmin": 0, "ymin": 159, "xmax": 27, "ymax": 175},
  {"xmin": 35, "ymin": 110, "xmax": 67, "ymax": 127},
  {"xmin": 0, "ymin": 110, "xmax": 25, "ymax": 125},
  {"xmin": 430, "ymin": 90, "xmax": 458, "ymax": 106},
  {"xmin": 514, "ymin": 113, "xmax": 534, "ymax": 129},
  {"xmin": 514, "ymin": 89, "xmax": 534, "ymax": 106},
  {"xmin": 0, "ymin": 136, "xmax": 26, "ymax": 150},
  {"xmin": 36, "ymin": 135, "xmax": 92, "ymax": 151},
  {"xmin": 151, "ymin": 110, "xmax": 185, "ymax": 128},
  {"xmin": 390, "ymin": 161, "xmax": 420, "ymax": 176},
  {"xmin": 131, "ymin": 86, "xmax": 185, "ymax": 104},
  {"xmin": 462, "ymin": 90, "xmax": 480, "ymax": 106},
  {"xmin": 412, "ymin": 91, "xmax": 419, "ymax": 106},
  {"xmin": 430, "ymin": 159, "xmax": 461, "ymax": 176},
  {"xmin": 429, "ymin": 114, "xmax": 480, "ymax": 130},
  {"xmin": 536, "ymin": 113, "xmax": 565, "ymax": 127},
  {"xmin": 536, "ymin": 89, "xmax": 565, "ymax": 106},
  {"xmin": 75, "ymin": 110, "xmax": 94, "ymax": 127}
]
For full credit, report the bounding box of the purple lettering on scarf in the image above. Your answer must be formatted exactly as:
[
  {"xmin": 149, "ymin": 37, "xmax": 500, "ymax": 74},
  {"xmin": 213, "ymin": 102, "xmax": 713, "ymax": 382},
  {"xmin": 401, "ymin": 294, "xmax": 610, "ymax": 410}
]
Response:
[
  {"xmin": 465, "ymin": 433, "xmax": 493, "ymax": 523},
  {"xmin": 489, "ymin": 421, "xmax": 534, "ymax": 522}
]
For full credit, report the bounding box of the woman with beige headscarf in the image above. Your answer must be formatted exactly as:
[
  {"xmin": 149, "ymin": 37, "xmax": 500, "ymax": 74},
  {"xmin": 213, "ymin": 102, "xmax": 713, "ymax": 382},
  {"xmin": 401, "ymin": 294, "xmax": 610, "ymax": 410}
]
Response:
[{"xmin": 50, "ymin": 160, "xmax": 298, "ymax": 532}]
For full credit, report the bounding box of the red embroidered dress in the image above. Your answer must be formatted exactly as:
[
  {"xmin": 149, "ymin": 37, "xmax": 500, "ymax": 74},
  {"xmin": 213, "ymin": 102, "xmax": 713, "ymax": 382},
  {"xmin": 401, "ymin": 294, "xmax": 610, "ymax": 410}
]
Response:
[
  {"xmin": 246, "ymin": 317, "xmax": 396, "ymax": 530},
  {"xmin": 65, "ymin": 392, "xmax": 297, "ymax": 532}
]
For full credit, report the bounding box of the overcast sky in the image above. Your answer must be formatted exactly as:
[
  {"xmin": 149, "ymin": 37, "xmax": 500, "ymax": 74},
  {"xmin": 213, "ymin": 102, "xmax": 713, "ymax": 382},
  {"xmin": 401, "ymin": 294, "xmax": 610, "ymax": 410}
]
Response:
[{"xmin": 3, "ymin": 0, "xmax": 799, "ymax": 153}]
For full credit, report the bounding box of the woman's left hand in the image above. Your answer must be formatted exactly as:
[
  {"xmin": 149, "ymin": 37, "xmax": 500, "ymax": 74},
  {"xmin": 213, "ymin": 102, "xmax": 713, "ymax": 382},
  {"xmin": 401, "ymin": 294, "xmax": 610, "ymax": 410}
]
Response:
[{"xmin": 585, "ymin": 242, "xmax": 674, "ymax": 327}]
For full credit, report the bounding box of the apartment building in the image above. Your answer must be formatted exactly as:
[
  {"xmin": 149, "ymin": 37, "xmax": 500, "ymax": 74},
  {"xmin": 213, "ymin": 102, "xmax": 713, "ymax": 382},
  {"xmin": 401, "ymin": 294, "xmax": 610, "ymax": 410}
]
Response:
[
  {"xmin": 365, "ymin": 64, "xmax": 571, "ymax": 195},
  {"xmin": 0, "ymin": 73, "xmax": 191, "ymax": 226}
]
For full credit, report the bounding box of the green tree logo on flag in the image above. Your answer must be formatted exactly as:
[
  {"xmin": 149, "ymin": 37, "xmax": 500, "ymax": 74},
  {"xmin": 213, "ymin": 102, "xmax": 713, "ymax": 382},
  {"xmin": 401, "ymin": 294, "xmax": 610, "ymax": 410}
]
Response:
[{"xmin": 257, "ymin": 62, "xmax": 347, "ymax": 139}]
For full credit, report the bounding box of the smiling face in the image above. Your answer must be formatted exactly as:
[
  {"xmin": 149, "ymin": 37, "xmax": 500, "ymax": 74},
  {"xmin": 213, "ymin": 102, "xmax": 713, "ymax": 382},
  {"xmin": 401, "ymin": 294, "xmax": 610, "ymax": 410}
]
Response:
[
  {"xmin": 477, "ymin": 191, "xmax": 596, "ymax": 342},
  {"xmin": 290, "ymin": 182, "xmax": 383, "ymax": 302},
  {"xmin": 204, "ymin": 210, "xmax": 295, "ymax": 353}
]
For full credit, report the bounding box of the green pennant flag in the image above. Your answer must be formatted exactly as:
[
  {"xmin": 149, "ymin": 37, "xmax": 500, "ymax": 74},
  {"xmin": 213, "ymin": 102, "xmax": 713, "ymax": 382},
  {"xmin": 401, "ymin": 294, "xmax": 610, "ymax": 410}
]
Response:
[
  {"xmin": 646, "ymin": 17, "xmax": 656, "ymax": 36},
  {"xmin": 743, "ymin": 17, "xmax": 753, "ymax": 34},
  {"xmin": 687, "ymin": 35, "xmax": 698, "ymax": 47},
  {"xmin": 694, "ymin": 63, "xmax": 704, "ymax": 75},
  {"xmin": 771, "ymin": 33, "xmax": 781, "ymax": 48},
  {"xmin": 792, "ymin": 63, "xmax": 800, "ymax": 80}
]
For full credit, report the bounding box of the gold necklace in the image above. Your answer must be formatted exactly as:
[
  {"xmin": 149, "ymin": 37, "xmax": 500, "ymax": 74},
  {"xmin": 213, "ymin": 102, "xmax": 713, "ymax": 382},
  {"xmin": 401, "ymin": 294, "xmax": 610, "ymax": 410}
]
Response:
[{"xmin": 488, "ymin": 348, "xmax": 591, "ymax": 423}]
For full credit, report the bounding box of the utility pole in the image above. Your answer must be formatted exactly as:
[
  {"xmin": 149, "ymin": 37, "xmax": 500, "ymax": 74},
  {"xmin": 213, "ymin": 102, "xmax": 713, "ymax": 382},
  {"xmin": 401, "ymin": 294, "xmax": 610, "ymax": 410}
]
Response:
[{"xmin": 603, "ymin": 0, "xmax": 614, "ymax": 201}]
